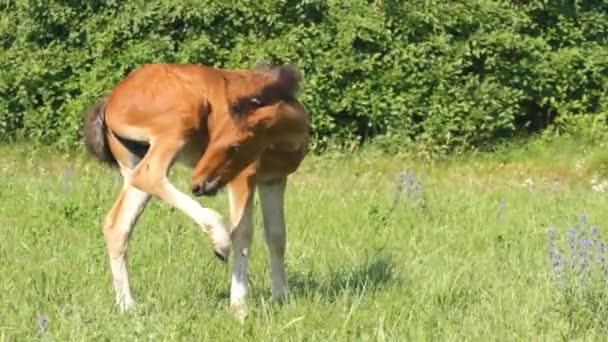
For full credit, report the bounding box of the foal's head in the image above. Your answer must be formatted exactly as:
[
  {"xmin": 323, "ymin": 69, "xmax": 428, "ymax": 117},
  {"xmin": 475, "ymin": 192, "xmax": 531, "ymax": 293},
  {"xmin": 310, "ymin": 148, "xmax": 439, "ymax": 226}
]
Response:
[{"xmin": 190, "ymin": 64, "xmax": 301, "ymax": 196}]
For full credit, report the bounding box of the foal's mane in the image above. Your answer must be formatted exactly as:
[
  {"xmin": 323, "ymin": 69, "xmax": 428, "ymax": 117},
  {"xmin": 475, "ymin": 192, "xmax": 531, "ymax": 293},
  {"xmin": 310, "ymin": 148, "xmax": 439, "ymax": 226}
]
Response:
[{"xmin": 228, "ymin": 64, "xmax": 302, "ymax": 118}]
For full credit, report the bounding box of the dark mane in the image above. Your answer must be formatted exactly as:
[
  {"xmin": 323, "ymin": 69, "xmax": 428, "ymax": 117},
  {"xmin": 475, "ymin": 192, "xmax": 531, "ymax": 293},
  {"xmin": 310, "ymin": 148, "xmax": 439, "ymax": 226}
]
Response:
[{"xmin": 230, "ymin": 64, "xmax": 302, "ymax": 117}]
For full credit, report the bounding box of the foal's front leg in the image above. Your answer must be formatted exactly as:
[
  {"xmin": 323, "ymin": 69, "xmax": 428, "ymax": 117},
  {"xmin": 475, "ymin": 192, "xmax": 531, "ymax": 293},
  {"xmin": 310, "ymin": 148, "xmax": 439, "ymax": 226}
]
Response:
[
  {"xmin": 259, "ymin": 177, "xmax": 288, "ymax": 301},
  {"xmin": 129, "ymin": 140, "xmax": 232, "ymax": 259},
  {"xmin": 227, "ymin": 173, "xmax": 256, "ymax": 321}
]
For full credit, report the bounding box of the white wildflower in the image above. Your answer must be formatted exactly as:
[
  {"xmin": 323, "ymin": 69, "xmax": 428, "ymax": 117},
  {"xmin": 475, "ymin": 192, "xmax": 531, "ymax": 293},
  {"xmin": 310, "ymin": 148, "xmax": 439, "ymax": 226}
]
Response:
[
  {"xmin": 523, "ymin": 178, "xmax": 534, "ymax": 187},
  {"xmin": 575, "ymin": 159, "xmax": 585, "ymax": 172},
  {"xmin": 592, "ymin": 179, "xmax": 608, "ymax": 193}
]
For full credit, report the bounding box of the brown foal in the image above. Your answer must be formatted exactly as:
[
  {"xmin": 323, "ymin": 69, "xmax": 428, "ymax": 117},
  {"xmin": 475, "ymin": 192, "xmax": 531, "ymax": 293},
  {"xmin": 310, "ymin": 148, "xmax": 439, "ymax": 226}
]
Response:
[{"xmin": 83, "ymin": 62, "xmax": 309, "ymax": 319}]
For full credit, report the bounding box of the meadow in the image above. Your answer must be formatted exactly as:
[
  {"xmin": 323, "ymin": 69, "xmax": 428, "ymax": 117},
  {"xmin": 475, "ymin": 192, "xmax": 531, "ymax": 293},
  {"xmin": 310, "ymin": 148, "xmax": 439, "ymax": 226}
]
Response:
[{"xmin": 2, "ymin": 139, "xmax": 608, "ymax": 341}]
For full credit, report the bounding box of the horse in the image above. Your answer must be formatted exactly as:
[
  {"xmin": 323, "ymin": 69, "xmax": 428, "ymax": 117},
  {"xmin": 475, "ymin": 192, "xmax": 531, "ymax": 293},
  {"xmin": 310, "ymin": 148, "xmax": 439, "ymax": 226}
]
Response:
[{"xmin": 83, "ymin": 62, "xmax": 309, "ymax": 319}]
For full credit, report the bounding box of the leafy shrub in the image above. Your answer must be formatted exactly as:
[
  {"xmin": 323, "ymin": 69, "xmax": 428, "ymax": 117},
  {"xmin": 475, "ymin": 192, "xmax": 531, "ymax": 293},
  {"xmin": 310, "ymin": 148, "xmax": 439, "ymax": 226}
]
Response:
[{"xmin": 0, "ymin": 0, "xmax": 607, "ymax": 155}]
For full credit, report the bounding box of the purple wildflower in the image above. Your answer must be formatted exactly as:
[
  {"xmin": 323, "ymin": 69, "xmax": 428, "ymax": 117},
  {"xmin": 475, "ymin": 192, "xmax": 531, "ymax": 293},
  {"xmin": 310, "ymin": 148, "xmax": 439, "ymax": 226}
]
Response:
[
  {"xmin": 391, "ymin": 169, "xmax": 425, "ymax": 208},
  {"xmin": 578, "ymin": 212, "xmax": 588, "ymax": 229},
  {"xmin": 565, "ymin": 228, "xmax": 579, "ymax": 274},
  {"xmin": 547, "ymin": 227, "xmax": 564, "ymax": 282},
  {"xmin": 62, "ymin": 162, "xmax": 73, "ymax": 193},
  {"xmin": 590, "ymin": 225, "xmax": 599, "ymax": 244},
  {"xmin": 548, "ymin": 216, "xmax": 608, "ymax": 289},
  {"xmin": 392, "ymin": 172, "xmax": 406, "ymax": 206},
  {"xmin": 36, "ymin": 315, "xmax": 49, "ymax": 336},
  {"xmin": 577, "ymin": 237, "xmax": 592, "ymax": 275},
  {"xmin": 496, "ymin": 198, "xmax": 507, "ymax": 219},
  {"xmin": 596, "ymin": 240, "xmax": 608, "ymax": 276}
]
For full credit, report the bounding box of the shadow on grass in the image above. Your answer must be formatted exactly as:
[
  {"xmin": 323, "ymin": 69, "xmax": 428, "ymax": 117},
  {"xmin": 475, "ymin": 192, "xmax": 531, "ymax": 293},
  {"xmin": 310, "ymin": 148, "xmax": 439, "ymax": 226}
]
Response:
[
  {"xmin": 288, "ymin": 248, "xmax": 400, "ymax": 301},
  {"xmin": 213, "ymin": 249, "xmax": 400, "ymax": 303}
]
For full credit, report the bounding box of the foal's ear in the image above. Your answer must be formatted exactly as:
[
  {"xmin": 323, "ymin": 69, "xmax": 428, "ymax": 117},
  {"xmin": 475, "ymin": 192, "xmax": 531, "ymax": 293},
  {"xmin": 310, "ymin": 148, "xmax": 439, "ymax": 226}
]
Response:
[{"xmin": 273, "ymin": 65, "xmax": 301, "ymax": 99}]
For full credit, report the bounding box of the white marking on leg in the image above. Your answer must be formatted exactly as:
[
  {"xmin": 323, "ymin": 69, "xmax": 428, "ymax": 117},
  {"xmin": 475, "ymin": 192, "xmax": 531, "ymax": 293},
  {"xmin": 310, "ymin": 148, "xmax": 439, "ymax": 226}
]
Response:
[
  {"xmin": 158, "ymin": 178, "xmax": 231, "ymax": 256},
  {"xmin": 259, "ymin": 179, "xmax": 287, "ymax": 300},
  {"xmin": 110, "ymin": 255, "xmax": 134, "ymax": 312},
  {"xmin": 228, "ymin": 186, "xmax": 254, "ymax": 321},
  {"xmin": 105, "ymin": 185, "xmax": 149, "ymax": 312}
]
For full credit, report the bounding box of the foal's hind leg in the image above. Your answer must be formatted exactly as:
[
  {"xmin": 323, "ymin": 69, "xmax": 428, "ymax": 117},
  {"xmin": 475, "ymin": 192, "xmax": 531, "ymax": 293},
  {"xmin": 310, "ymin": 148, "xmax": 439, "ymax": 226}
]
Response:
[
  {"xmin": 102, "ymin": 135, "xmax": 150, "ymax": 312},
  {"xmin": 259, "ymin": 177, "xmax": 288, "ymax": 301},
  {"xmin": 103, "ymin": 178, "xmax": 150, "ymax": 312}
]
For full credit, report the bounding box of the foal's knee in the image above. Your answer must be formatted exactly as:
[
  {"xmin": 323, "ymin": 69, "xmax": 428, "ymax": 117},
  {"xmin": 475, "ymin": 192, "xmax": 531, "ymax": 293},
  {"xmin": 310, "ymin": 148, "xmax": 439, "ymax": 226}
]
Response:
[
  {"xmin": 129, "ymin": 170, "xmax": 164, "ymax": 197},
  {"xmin": 264, "ymin": 231, "xmax": 285, "ymax": 255}
]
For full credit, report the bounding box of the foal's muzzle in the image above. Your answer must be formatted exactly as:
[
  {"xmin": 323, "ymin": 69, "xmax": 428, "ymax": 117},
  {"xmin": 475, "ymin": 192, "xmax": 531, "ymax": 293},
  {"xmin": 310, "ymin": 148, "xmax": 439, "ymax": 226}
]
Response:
[{"xmin": 191, "ymin": 175, "xmax": 222, "ymax": 197}]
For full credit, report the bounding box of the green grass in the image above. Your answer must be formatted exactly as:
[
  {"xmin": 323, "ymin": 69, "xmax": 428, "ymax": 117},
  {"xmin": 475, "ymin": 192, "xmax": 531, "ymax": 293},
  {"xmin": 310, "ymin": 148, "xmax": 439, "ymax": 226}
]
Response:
[{"xmin": 2, "ymin": 140, "xmax": 608, "ymax": 341}]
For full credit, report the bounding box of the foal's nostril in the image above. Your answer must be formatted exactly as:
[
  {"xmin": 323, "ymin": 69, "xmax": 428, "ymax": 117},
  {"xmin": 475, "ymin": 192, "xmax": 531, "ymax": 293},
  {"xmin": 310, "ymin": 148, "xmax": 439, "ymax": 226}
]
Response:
[
  {"xmin": 200, "ymin": 176, "xmax": 222, "ymax": 196},
  {"xmin": 191, "ymin": 184, "xmax": 203, "ymax": 196}
]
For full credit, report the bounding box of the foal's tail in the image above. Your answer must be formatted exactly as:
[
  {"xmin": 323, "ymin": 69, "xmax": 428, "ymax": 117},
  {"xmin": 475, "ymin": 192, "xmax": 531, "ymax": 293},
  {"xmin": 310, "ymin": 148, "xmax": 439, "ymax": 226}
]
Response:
[{"xmin": 83, "ymin": 97, "xmax": 117, "ymax": 166}]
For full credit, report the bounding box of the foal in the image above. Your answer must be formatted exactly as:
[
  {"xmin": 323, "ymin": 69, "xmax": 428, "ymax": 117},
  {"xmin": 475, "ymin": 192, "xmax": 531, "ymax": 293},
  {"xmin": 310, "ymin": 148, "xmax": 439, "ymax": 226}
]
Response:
[{"xmin": 83, "ymin": 63, "xmax": 309, "ymax": 318}]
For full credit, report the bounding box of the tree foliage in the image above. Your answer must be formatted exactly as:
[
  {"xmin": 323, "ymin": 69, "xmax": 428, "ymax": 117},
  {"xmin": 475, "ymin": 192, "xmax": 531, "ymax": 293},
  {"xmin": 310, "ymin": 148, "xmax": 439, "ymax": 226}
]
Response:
[{"xmin": 1, "ymin": 0, "xmax": 607, "ymax": 154}]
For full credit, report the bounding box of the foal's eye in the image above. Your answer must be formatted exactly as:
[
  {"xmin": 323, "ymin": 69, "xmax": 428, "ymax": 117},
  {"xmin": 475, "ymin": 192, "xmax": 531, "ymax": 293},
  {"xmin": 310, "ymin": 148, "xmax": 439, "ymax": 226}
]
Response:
[
  {"xmin": 249, "ymin": 97, "xmax": 262, "ymax": 106},
  {"xmin": 227, "ymin": 144, "xmax": 241, "ymax": 156}
]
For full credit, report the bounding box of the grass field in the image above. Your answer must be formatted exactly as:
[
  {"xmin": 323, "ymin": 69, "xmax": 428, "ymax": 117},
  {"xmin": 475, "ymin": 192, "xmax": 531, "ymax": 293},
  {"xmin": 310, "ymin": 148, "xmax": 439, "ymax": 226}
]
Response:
[{"xmin": 2, "ymin": 140, "xmax": 608, "ymax": 341}]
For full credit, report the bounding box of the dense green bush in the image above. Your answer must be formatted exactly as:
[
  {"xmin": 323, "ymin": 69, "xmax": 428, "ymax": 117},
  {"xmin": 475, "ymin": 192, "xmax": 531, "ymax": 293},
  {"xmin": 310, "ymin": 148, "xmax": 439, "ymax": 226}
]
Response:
[{"xmin": 1, "ymin": 0, "xmax": 607, "ymax": 155}]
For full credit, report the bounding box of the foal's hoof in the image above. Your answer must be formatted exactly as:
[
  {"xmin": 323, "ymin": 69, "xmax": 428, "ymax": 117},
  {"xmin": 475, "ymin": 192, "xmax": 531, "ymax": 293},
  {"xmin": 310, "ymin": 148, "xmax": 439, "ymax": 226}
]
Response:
[
  {"xmin": 230, "ymin": 301, "xmax": 248, "ymax": 323},
  {"xmin": 117, "ymin": 297, "xmax": 135, "ymax": 314}
]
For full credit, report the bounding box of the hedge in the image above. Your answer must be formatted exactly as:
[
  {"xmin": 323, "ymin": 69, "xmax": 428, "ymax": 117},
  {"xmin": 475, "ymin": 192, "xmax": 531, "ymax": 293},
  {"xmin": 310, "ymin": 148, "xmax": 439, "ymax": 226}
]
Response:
[{"xmin": 1, "ymin": 0, "xmax": 607, "ymax": 154}]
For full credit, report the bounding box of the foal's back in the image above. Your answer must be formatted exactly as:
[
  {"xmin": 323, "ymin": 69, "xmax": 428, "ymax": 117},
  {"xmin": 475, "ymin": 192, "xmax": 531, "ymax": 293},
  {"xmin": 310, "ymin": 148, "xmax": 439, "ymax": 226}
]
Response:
[{"xmin": 104, "ymin": 64, "xmax": 223, "ymax": 145}]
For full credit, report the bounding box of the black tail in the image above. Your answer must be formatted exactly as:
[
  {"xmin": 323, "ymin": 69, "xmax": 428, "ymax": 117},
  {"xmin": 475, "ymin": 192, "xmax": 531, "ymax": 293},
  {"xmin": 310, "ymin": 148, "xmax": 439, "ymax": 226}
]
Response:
[{"xmin": 83, "ymin": 97, "xmax": 116, "ymax": 166}]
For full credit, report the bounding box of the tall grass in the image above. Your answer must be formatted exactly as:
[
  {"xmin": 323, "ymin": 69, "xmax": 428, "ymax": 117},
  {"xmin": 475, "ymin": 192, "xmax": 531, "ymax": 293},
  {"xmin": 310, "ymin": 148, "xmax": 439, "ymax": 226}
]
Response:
[{"xmin": 2, "ymin": 140, "xmax": 608, "ymax": 340}]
